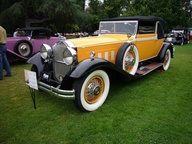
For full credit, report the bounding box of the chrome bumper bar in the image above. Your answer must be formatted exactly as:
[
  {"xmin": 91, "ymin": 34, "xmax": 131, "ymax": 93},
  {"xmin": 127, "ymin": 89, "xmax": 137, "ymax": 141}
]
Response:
[{"xmin": 38, "ymin": 81, "xmax": 75, "ymax": 99}]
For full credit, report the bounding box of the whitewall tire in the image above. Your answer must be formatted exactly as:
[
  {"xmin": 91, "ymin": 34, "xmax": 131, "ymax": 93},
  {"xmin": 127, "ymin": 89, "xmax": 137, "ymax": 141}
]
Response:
[
  {"xmin": 73, "ymin": 70, "xmax": 110, "ymax": 112},
  {"xmin": 116, "ymin": 44, "xmax": 139, "ymax": 75},
  {"xmin": 162, "ymin": 49, "xmax": 171, "ymax": 71}
]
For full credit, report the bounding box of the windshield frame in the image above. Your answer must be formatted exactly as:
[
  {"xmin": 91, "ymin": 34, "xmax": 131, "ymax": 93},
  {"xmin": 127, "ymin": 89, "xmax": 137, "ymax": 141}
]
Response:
[{"xmin": 99, "ymin": 20, "xmax": 138, "ymax": 36}]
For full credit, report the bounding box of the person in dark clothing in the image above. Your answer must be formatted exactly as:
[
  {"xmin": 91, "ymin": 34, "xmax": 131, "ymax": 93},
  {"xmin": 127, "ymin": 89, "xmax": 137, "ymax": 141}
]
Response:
[{"xmin": 0, "ymin": 25, "xmax": 12, "ymax": 80}]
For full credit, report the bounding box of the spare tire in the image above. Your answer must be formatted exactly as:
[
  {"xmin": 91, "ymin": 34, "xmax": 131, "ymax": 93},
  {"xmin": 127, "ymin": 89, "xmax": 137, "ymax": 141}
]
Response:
[{"xmin": 116, "ymin": 43, "xmax": 139, "ymax": 75}]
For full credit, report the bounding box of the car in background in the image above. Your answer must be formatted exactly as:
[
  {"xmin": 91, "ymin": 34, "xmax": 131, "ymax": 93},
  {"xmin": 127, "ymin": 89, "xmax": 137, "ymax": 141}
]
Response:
[
  {"xmin": 92, "ymin": 29, "xmax": 110, "ymax": 36},
  {"xmin": 6, "ymin": 27, "xmax": 62, "ymax": 62},
  {"xmin": 27, "ymin": 16, "xmax": 175, "ymax": 112},
  {"xmin": 165, "ymin": 28, "xmax": 190, "ymax": 45}
]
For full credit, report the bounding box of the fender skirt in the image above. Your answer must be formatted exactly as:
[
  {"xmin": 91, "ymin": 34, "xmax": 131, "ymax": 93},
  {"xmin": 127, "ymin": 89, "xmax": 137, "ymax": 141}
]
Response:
[
  {"xmin": 27, "ymin": 52, "xmax": 44, "ymax": 76},
  {"xmin": 158, "ymin": 42, "xmax": 174, "ymax": 62}
]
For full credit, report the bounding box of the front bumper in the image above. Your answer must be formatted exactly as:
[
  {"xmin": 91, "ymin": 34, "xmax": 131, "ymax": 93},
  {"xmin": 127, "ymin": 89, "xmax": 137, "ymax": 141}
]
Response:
[{"xmin": 38, "ymin": 81, "xmax": 75, "ymax": 99}]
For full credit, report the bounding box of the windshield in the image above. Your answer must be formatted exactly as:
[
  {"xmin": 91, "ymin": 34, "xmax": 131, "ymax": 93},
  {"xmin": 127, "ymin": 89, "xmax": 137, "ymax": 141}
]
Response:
[
  {"xmin": 99, "ymin": 21, "xmax": 138, "ymax": 35},
  {"xmin": 172, "ymin": 30, "xmax": 184, "ymax": 33},
  {"xmin": 17, "ymin": 30, "xmax": 32, "ymax": 37}
]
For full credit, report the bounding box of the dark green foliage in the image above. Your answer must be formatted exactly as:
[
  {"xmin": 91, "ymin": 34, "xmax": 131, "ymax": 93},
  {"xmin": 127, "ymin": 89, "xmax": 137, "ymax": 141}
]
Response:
[
  {"xmin": 129, "ymin": 0, "xmax": 192, "ymax": 32},
  {"xmin": 0, "ymin": 0, "xmax": 191, "ymax": 34},
  {"xmin": 0, "ymin": 0, "xmax": 92, "ymax": 34}
]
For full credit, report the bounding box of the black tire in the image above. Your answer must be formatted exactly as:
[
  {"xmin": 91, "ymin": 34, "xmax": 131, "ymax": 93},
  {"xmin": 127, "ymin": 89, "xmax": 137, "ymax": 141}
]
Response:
[
  {"xmin": 116, "ymin": 44, "xmax": 139, "ymax": 75},
  {"xmin": 73, "ymin": 70, "xmax": 110, "ymax": 112},
  {"xmin": 14, "ymin": 40, "xmax": 32, "ymax": 57}
]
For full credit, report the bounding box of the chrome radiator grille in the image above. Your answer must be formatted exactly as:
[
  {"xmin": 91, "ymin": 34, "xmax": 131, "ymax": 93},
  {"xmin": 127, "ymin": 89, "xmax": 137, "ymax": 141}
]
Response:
[{"xmin": 52, "ymin": 43, "xmax": 71, "ymax": 82}]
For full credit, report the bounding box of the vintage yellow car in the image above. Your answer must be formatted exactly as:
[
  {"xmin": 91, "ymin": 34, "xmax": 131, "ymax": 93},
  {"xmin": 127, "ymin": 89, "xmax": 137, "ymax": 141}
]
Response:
[{"xmin": 28, "ymin": 16, "xmax": 175, "ymax": 112}]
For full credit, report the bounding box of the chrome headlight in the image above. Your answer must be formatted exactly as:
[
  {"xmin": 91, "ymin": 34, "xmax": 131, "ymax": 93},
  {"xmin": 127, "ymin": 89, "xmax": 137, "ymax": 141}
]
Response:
[
  {"xmin": 40, "ymin": 44, "xmax": 52, "ymax": 60},
  {"xmin": 63, "ymin": 48, "xmax": 77, "ymax": 65}
]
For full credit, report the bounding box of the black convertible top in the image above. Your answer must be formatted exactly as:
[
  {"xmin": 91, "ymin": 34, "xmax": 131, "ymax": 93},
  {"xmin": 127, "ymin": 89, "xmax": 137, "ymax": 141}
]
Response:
[
  {"xmin": 19, "ymin": 27, "xmax": 52, "ymax": 37},
  {"xmin": 19, "ymin": 27, "xmax": 51, "ymax": 31},
  {"xmin": 101, "ymin": 16, "xmax": 166, "ymax": 27}
]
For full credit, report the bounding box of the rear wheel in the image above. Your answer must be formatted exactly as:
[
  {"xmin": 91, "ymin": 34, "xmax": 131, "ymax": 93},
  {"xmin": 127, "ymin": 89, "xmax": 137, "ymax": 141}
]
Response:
[
  {"xmin": 14, "ymin": 41, "xmax": 32, "ymax": 57},
  {"xmin": 73, "ymin": 70, "xmax": 110, "ymax": 112},
  {"xmin": 161, "ymin": 49, "xmax": 171, "ymax": 71}
]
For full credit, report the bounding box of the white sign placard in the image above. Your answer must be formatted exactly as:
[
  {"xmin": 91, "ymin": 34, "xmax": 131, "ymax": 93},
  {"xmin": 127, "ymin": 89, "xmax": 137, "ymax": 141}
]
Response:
[{"xmin": 24, "ymin": 70, "xmax": 38, "ymax": 90}]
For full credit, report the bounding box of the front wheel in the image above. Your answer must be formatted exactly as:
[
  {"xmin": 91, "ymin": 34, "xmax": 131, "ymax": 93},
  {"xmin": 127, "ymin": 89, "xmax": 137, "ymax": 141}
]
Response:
[{"xmin": 73, "ymin": 70, "xmax": 110, "ymax": 112}]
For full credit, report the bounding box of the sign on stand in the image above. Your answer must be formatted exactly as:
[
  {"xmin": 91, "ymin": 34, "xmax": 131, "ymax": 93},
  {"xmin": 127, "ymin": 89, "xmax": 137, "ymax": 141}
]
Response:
[
  {"xmin": 24, "ymin": 70, "xmax": 38, "ymax": 109},
  {"xmin": 24, "ymin": 70, "xmax": 38, "ymax": 90}
]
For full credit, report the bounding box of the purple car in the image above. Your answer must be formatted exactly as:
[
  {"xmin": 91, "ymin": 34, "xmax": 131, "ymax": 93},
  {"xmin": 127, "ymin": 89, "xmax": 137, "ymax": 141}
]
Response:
[{"xmin": 6, "ymin": 27, "xmax": 62, "ymax": 62}]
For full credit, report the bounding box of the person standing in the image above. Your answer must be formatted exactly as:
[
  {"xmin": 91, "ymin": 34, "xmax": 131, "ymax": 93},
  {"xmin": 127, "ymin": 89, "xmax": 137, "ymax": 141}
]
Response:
[{"xmin": 0, "ymin": 25, "xmax": 12, "ymax": 80}]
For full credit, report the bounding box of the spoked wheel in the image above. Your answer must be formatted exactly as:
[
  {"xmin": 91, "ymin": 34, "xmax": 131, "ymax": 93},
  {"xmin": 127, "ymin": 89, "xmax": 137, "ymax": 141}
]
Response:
[
  {"xmin": 116, "ymin": 44, "xmax": 139, "ymax": 75},
  {"xmin": 73, "ymin": 70, "xmax": 110, "ymax": 112},
  {"xmin": 162, "ymin": 49, "xmax": 171, "ymax": 71},
  {"xmin": 14, "ymin": 41, "xmax": 32, "ymax": 57}
]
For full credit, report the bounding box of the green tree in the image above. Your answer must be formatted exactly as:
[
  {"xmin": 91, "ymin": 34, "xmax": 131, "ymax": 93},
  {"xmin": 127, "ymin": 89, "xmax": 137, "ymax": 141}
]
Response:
[
  {"xmin": 102, "ymin": 0, "xmax": 131, "ymax": 18},
  {"xmin": 87, "ymin": 0, "xmax": 104, "ymax": 32},
  {"xmin": 126, "ymin": 0, "xmax": 191, "ymax": 32},
  {"xmin": 87, "ymin": 0, "xmax": 132, "ymax": 32},
  {"xmin": 0, "ymin": 0, "xmax": 92, "ymax": 34},
  {"xmin": 37, "ymin": 0, "xmax": 92, "ymax": 32}
]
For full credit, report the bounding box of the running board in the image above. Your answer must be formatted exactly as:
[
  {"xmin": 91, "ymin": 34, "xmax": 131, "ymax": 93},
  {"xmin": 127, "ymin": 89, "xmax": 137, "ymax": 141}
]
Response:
[{"xmin": 136, "ymin": 62, "xmax": 163, "ymax": 76}]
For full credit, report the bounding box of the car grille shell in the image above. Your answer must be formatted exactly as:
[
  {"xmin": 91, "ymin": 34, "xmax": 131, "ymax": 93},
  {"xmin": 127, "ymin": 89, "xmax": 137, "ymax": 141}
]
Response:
[{"xmin": 52, "ymin": 42, "xmax": 71, "ymax": 82}]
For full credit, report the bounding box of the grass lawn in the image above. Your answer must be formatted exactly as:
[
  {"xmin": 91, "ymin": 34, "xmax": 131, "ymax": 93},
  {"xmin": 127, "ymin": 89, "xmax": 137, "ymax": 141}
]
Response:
[{"xmin": 0, "ymin": 42, "xmax": 192, "ymax": 144}]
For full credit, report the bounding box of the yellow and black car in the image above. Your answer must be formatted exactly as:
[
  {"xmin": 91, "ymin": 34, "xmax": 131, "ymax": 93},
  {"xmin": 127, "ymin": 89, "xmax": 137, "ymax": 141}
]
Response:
[{"xmin": 28, "ymin": 16, "xmax": 175, "ymax": 112}]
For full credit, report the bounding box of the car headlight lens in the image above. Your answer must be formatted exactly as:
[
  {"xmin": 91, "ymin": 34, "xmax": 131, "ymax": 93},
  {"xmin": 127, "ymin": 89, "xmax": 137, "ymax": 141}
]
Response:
[
  {"xmin": 40, "ymin": 44, "xmax": 52, "ymax": 60},
  {"xmin": 63, "ymin": 48, "xmax": 76, "ymax": 65},
  {"xmin": 41, "ymin": 52, "xmax": 48, "ymax": 59}
]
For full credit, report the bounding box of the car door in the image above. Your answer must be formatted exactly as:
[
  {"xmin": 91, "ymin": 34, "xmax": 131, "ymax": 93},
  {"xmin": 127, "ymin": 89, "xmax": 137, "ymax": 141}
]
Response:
[{"xmin": 135, "ymin": 21, "xmax": 164, "ymax": 62}]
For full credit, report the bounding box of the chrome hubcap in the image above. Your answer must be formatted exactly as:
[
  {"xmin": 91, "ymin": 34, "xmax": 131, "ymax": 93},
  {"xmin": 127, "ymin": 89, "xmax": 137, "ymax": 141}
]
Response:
[
  {"xmin": 21, "ymin": 45, "xmax": 27, "ymax": 50},
  {"xmin": 125, "ymin": 53, "xmax": 135, "ymax": 70},
  {"xmin": 164, "ymin": 52, "xmax": 169, "ymax": 64},
  {"xmin": 87, "ymin": 83, "xmax": 101, "ymax": 96}
]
